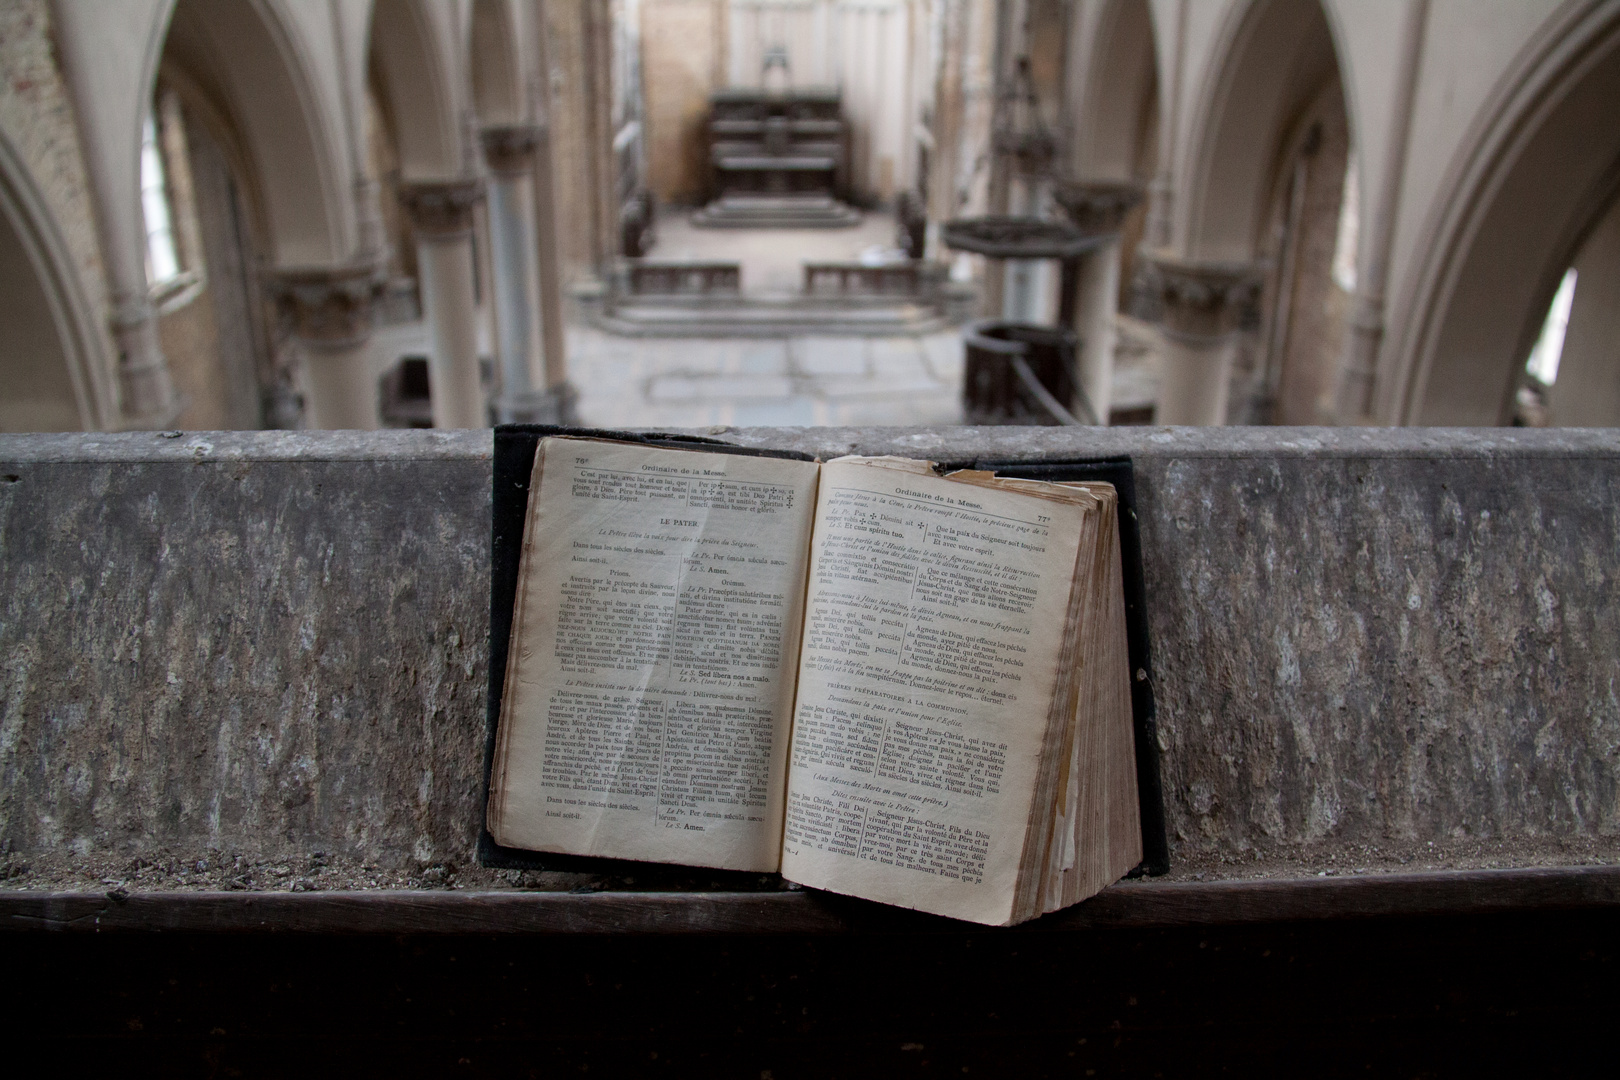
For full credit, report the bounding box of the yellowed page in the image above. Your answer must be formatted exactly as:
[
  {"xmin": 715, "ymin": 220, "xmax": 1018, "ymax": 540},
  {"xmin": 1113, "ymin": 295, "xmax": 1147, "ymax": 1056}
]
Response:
[
  {"xmin": 778, "ymin": 458, "xmax": 1089, "ymax": 924},
  {"xmin": 487, "ymin": 438, "xmax": 819, "ymax": 871}
]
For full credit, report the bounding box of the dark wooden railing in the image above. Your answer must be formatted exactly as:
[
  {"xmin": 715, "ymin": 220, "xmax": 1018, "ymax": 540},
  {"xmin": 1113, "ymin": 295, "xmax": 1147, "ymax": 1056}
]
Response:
[
  {"xmin": 802, "ymin": 261, "xmax": 923, "ymax": 296},
  {"xmin": 624, "ymin": 261, "xmax": 741, "ymax": 295}
]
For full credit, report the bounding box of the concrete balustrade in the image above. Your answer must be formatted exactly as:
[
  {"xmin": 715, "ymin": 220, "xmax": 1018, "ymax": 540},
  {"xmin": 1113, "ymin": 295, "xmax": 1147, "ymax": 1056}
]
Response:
[{"xmin": 1, "ymin": 428, "xmax": 1616, "ymax": 913}]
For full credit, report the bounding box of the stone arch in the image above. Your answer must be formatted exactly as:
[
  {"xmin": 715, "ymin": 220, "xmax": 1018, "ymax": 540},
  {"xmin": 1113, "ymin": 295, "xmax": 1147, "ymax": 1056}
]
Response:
[
  {"xmin": 1180, "ymin": 0, "xmax": 1350, "ymax": 262},
  {"xmin": 1386, "ymin": 2, "xmax": 1620, "ymax": 425},
  {"xmin": 1251, "ymin": 73, "xmax": 1352, "ymax": 424},
  {"xmin": 470, "ymin": 0, "xmax": 525, "ymax": 125},
  {"xmin": 1071, "ymin": 0, "xmax": 1161, "ymax": 318},
  {"xmin": 1073, "ymin": 0, "xmax": 1158, "ymax": 184},
  {"xmin": 368, "ymin": 0, "xmax": 465, "ymax": 180},
  {"xmin": 157, "ymin": 0, "xmax": 349, "ymax": 267},
  {"xmin": 1170, "ymin": 0, "xmax": 1356, "ymax": 425},
  {"xmin": 0, "ymin": 131, "xmax": 114, "ymax": 431}
]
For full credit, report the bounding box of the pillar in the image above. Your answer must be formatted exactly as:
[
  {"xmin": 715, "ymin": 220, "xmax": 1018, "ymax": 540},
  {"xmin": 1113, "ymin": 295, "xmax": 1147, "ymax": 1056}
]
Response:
[
  {"xmin": 1073, "ymin": 251, "xmax": 1120, "ymax": 421},
  {"xmin": 49, "ymin": 0, "xmax": 181, "ymax": 427},
  {"xmin": 1141, "ymin": 252, "xmax": 1261, "ymax": 426},
  {"xmin": 1004, "ymin": 260, "xmax": 1043, "ymax": 322},
  {"xmin": 1057, "ymin": 183, "xmax": 1145, "ymax": 424},
  {"xmin": 525, "ymin": 12, "xmax": 576, "ymax": 420},
  {"xmin": 529, "ymin": 120, "xmax": 574, "ymax": 412},
  {"xmin": 481, "ymin": 127, "xmax": 548, "ymax": 422},
  {"xmin": 1330, "ymin": 0, "xmax": 1428, "ymax": 424},
  {"xmin": 399, "ymin": 180, "xmax": 488, "ymax": 429},
  {"xmin": 271, "ymin": 266, "xmax": 383, "ymax": 429},
  {"xmin": 110, "ymin": 300, "xmax": 180, "ymax": 425}
]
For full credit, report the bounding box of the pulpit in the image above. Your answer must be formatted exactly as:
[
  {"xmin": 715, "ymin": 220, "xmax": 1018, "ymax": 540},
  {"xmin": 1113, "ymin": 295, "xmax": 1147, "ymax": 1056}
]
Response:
[{"xmin": 943, "ymin": 217, "xmax": 1109, "ymax": 424}]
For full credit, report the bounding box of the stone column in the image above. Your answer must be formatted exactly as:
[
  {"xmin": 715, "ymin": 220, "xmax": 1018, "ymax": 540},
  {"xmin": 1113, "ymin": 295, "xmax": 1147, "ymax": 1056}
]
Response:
[
  {"xmin": 1141, "ymin": 252, "xmax": 1261, "ymax": 426},
  {"xmin": 1331, "ymin": 0, "xmax": 1429, "ymax": 423},
  {"xmin": 399, "ymin": 180, "xmax": 488, "ymax": 429},
  {"xmin": 480, "ymin": 126, "xmax": 549, "ymax": 422},
  {"xmin": 271, "ymin": 266, "xmax": 383, "ymax": 429},
  {"xmin": 109, "ymin": 300, "xmax": 180, "ymax": 426},
  {"xmin": 48, "ymin": 1, "xmax": 181, "ymax": 426},
  {"xmin": 529, "ymin": 120, "xmax": 574, "ymax": 414},
  {"xmin": 525, "ymin": 13, "xmax": 575, "ymax": 419},
  {"xmin": 1057, "ymin": 183, "xmax": 1144, "ymax": 424}
]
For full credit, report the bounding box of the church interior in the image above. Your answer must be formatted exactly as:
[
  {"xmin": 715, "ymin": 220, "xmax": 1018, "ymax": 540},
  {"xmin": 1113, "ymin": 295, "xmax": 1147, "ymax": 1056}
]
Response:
[
  {"xmin": 2, "ymin": 1, "xmax": 1619, "ymax": 1071},
  {"xmin": 3, "ymin": 0, "xmax": 1619, "ymax": 435}
]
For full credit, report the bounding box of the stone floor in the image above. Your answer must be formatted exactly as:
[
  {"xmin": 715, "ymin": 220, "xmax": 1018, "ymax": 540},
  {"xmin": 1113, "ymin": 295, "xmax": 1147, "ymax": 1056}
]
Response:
[
  {"xmin": 573, "ymin": 207, "xmax": 966, "ymax": 428},
  {"xmin": 570, "ymin": 325, "xmax": 966, "ymax": 428},
  {"xmin": 568, "ymin": 312, "xmax": 1165, "ymax": 431},
  {"xmin": 568, "ymin": 208, "xmax": 1164, "ymax": 430}
]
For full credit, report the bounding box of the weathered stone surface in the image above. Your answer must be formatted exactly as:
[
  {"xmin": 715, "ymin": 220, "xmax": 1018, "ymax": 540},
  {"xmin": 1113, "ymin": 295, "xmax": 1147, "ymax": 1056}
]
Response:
[
  {"xmin": 0, "ymin": 431, "xmax": 492, "ymax": 872},
  {"xmin": 2, "ymin": 427, "xmax": 1617, "ymax": 888}
]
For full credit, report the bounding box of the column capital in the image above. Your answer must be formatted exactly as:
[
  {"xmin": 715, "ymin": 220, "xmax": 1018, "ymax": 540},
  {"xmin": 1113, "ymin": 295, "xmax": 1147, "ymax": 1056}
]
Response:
[
  {"xmin": 1053, "ymin": 180, "xmax": 1145, "ymax": 236},
  {"xmin": 480, "ymin": 125, "xmax": 543, "ymax": 176},
  {"xmin": 269, "ymin": 263, "xmax": 385, "ymax": 348},
  {"xmin": 1139, "ymin": 250, "xmax": 1263, "ymax": 340},
  {"xmin": 399, "ymin": 178, "xmax": 486, "ymax": 239}
]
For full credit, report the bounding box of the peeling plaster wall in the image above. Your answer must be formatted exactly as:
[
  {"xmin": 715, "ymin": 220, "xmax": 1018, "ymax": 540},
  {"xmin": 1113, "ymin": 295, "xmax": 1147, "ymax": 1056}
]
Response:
[{"xmin": 0, "ymin": 0, "xmax": 117, "ymax": 410}]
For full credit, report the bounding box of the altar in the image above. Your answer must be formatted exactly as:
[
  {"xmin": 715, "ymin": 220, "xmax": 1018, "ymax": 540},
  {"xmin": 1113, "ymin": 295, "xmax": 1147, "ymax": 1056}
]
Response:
[{"xmin": 692, "ymin": 87, "xmax": 861, "ymax": 229}]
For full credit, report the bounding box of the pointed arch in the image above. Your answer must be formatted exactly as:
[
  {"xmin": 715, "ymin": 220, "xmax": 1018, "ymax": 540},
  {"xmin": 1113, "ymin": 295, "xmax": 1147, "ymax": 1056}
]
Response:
[
  {"xmin": 368, "ymin": 0, "xmax": 466, "ymax": 180},
  {"xmin": 1180, "ymin": 0, "xmax": 1348, "ymax": 262},
  {"xmin": 1072, "ymin": 0, "xmax": 1159, "ymax": 184},
  {"xmin": 470, "ymin": 0, "xmax": 526, "ymax": 125},
  {"xmin": 1385, "ymin": 1, "xmax": 1620, "ymax": 425},
  {"xmin": 156, "ymin": 0, "xmax": 349, "ymax": 267},
  {"xmin": 0, "ymin": 131, "xmax": 115, "ymax": 431}
]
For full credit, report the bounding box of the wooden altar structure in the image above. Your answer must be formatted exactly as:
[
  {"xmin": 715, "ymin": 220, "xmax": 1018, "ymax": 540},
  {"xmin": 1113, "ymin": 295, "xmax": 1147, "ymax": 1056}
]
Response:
[{"xmin": 692, "ymin": 87, "xmax": 861, "ymax": 229}]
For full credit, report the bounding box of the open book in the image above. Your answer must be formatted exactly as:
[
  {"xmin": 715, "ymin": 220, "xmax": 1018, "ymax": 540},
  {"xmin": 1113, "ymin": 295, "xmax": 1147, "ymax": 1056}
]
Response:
[{"xmin": 485, "ymin": 435, "xmax": 1146, "ymax": 926}]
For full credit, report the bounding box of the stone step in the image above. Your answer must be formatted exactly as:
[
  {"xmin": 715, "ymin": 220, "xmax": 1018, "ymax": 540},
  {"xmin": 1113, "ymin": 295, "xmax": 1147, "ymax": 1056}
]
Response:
[
  {"xmin": 691, "ymin": 194, "xmax": 863, "ymax": 229},
  {"xmin": 594, "ymin": 297, "xmax": 951, "ymax": 337}
]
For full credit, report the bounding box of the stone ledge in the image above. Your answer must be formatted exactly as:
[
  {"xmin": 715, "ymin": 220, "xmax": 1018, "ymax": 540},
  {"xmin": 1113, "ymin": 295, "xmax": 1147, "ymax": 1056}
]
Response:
[
  {"xmin": 1, "ymin": 427, "xmax": 1615, "ymax": 880},
  {"xmin": 711, "ymin": 424, "xmax": 1620, "ymax": 460},
  {"xmin": 2, "ymin": 426, "xmax": 1618, "ymax": 465},
  {"xmin": 0, "ymin": 428, "xmax": 493, "ymax": 463},
  {"xmin": 4, "ymin": 866, "xmax": 1617, "ymax": 935}
]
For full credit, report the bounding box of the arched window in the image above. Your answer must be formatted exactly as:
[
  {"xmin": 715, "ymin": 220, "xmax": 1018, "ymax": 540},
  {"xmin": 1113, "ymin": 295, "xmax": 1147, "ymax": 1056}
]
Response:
[
  {"xmin": 1331, "ymin": 156, "xmax": 1358, "ymax": 293},
  {"xmin": 1526, "ymin": 269, "xmax": 1578, "ymax": 387},
  {"xmin": 139, "ymin": 91, "xmax": 206, "ymax": 311},
  {"xmin": 140, "ymin": 112, "xmax": 180, "ymax": 286}
]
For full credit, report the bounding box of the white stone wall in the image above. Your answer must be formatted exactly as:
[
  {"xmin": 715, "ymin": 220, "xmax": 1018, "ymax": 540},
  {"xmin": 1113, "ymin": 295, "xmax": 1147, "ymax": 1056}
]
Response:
[{"xmin": 1066, "ymin": 0, "xmax": 1620, "ymax": 426}]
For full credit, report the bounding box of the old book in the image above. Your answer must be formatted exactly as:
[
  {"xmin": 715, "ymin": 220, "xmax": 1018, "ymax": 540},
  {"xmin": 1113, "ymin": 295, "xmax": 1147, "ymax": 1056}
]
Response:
[{"xmin": 483, "ymin": 433, "xmax": 1154, "ymax": 926}]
